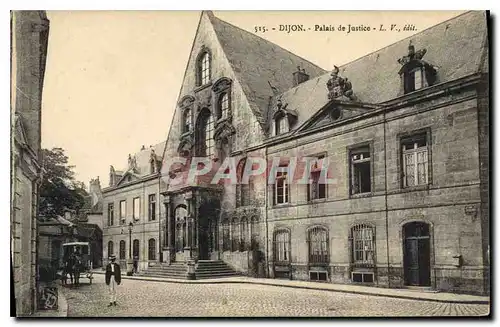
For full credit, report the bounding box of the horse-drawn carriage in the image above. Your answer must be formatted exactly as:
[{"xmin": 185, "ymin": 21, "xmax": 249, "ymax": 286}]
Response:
[{"xmin": 61, "ymin": 241, "xmax": 94, "ymax": 285}]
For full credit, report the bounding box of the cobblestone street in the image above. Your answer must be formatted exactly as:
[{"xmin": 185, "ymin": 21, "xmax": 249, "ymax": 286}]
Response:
[{"xmin": 60, "ymin": 275, "xmax": 489, "ymax": 317}]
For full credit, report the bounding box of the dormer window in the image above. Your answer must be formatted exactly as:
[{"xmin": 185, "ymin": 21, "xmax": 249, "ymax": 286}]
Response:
[
  {"xmin": 218, "ymin": 93, "xmax": 229, "ymax": 120},
  {"xmin": 197, "ymin": 50, "xmax": 211, "ymax": 86},
  {"xmin": 404, "ymin": 67, "xmax": 424, "ymax": 93},
  {"xmin": 397, "ymin": 42, "xmax": 436, "ymax": 95},
  {"xmin": 275, "ymin": 114, "xmax": 288, "ymax": 135},
  {"xmin": 182, "ymin": 108, "xmax": 192, "ymax": 133}
]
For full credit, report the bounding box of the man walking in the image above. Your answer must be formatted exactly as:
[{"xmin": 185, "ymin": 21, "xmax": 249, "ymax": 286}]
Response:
[{"xmin": 105, "ymin": 254, "xmax": 121, "ymax": 306}]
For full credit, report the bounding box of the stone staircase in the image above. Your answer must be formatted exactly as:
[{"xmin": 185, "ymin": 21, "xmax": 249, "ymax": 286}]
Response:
[{"xmin": 137, "ymin": 260, "xmax": 240, "ymax": 280}]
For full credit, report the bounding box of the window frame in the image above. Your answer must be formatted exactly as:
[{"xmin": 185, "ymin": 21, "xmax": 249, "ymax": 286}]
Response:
[
  {"xmin": 307, "ymin": 154, "xmax": 328, "ymax": 202},
  {"xmin": 274, "ymin": 166, "xmax": 290, "ymax": 205},
  {"xmin": 274, "ymin": 113, "xmax": 288, "ymax": 136},
  {"xmin": 349, "ymin": 224, "xmax": 376, "ymax": 267},
  {"xmin": 107, "ymin": 203, "xmax": 114, "ymax": 226},
  {"xmin": 119, "ymin": 240, "xmax": 126, "ymax": 260},
  {"xmin": 133, "ymin": 197, "xmax": 140, "ymax": 221},
  {"xmin": 197, "ymin": 109, "xmax": 215, "ymax": 158},
  {"xmin": 197, "ymin": 51, "xmax": 211, "ymax": 87},
  {"xmin": 307, "ymin": 226, "xmax": 329, "ymax": 265},
  {"xmin": 347, "ymin": 141, "xmax": 374, "ymax": 198},
  {"xmin": 218, "ymin": 92, "xmax": 230, "ymax": 120},
  {"xmin": 182, "ymin": 108, "xmax": 192, "ymax": 134},
  {"xmin": 107, "ymin": 241, "xmax": 114, "ymax": 258},
  {"xmin": 273, "ymin": 228, "xmax": 291, "ymax": 264},
  {"xmin": 148, "ymin": 194, "xmax": 156, "ymax": 221},
  {"xmin": 398, "ymin": 128, "xmax": 432, "ymax": 189},
  {"xmin": 148, "ymin": 238, "xmax": 156, "ymax": 261},
  {"xmin": 119, "ymin": 200, "xmax": 126, "ymax": 224}
]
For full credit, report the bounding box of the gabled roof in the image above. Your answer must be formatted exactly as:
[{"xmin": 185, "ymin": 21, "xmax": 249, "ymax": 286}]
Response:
[
  {"xmin": 269, "ymin": 11, "xmax": 488, "ymax": 134},
  {"xmin": 208, "ymin": 12, "xmax": 327, "ymax": 125}
]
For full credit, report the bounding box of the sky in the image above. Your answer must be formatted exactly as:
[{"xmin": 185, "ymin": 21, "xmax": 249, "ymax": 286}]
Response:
[{"xmin": 41, "ymin": 10, "xmax": 466, "ymax": 187}]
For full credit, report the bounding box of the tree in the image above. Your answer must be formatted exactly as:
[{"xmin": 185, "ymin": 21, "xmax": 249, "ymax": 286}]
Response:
[{"xmin": 39, "ymin": 147, "xmax": 88, "ymax": 219}]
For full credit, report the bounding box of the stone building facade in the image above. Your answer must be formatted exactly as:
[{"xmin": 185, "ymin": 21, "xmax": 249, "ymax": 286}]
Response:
[
  {"xmin": 101, "ymin": 11, "xmax": 489, "ymax": 294},
  {"xmin": 10, "ymin": 11, "xmax": 50, "ymax": 315},
  {"xmin": 102, "ymin": 143, "xmax": 166, "ymax": 271}
]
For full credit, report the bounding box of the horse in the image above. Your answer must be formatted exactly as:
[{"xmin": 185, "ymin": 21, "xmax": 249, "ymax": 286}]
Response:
[{"xmin": 63, "ymin": 254, "xmax": 82, "ymax": 287}]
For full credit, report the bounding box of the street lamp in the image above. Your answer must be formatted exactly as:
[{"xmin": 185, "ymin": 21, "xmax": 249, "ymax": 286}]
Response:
[{"xmin": 127, "ymin": 222, "xmax": 134, "ymax": 276}]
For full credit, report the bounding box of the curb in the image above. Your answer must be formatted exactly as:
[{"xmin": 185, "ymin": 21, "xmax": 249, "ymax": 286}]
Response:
[{"xmin": 92, "ymin": 271, "xmax": 489, "ymax": 305}]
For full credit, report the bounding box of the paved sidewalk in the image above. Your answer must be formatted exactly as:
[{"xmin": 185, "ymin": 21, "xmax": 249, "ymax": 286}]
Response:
[{"xmin": 91, "ymin": 270, "xmax": 489, "ymax": 304}]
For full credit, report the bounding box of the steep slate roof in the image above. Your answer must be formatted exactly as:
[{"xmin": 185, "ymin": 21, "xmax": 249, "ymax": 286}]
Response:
[
  {"xmin": 269, "ymin": 11, "xmax": 488, "ymax": 132},
  {"xmin": 208, "ymin": 13, "xmax": 327, "ymax": 126}
]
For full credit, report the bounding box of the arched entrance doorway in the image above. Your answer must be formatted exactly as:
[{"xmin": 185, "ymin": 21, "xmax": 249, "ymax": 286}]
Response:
[
  {"xmin": 198, "ymin": 202, "xmax": 218, "ymax": 260},
  {"xmin": 403, "ymin": 222, "xmax": 431, "ymax": 286}
]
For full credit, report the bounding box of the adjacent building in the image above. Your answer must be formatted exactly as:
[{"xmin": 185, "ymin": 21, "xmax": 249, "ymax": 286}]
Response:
[
  {"xmin": 10, "ymin": 11, "xmax": 50, "ymax": 315},
  {"xmin": 102, "ymin": 11, "xmax": 489, "ymax": 294},
  {"xmin": 102, "ymin": 143, "xmax": 166, "ymax": 270}
]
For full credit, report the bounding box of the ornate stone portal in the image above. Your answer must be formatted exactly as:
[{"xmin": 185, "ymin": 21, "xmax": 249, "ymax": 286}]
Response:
[{"xmin": 162, "ymin": 188, "xmax": 222, "ymax": 263}]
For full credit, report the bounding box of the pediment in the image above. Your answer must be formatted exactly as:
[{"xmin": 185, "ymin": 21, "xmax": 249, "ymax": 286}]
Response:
[
  {"xmin": 115, "ymin": 171, "xmax": 141, "ymax": 187},
  {"xmin": 297, "ymin": 100, "xmax": 378, "ymax": 133}
]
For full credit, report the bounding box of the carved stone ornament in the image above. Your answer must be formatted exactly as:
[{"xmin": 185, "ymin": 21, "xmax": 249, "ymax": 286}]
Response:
[
  {"xmin": 177, "ymin": 133, "xmax": 194, "ymax": 156},
  {"xmin": 127, "ymin": 154, "xmax": 138, "ymax": 171},
  {"xmin": 397, "ymin": 41, "xmax": 427, "ymax": 66},
  {"xmin": 179, "ymin": 95, "xmax": 195, "ymax": 109},
  {"xmin": 214, "ymin": 121, "xmax": 236, "ymax": 144},
  {"xmin": 212, "ymin": 77, "xmax": 232, "ymax": 94},
  {"xmin": 196, "ymin": 92, "xmax": 212, "ymax": 111},
  {"xmin": 326, "ymin": 66, "xmax": 354, "ymax": 100}
]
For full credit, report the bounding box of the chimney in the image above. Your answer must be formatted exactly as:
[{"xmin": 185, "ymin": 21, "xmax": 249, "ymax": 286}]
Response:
[{"xmin": 293, "ymin": 66, "xmax": 309, "ymax": 86}]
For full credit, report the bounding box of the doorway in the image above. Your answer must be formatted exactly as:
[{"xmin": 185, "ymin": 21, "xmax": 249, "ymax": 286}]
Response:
[{"xmin": 403, "ymin": 222, "xmax": 431, "ymax": 286}]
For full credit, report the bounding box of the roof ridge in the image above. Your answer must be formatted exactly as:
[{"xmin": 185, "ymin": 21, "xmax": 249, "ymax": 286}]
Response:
[
  {"xmin": 210, "ymin": 13, "xmax": 327, "ymax": 74},
  {"xmin": 278, "ymin": 10, "xmax": 476, "ymax": 97},
  {"xmin": 333, "ymin": 10, "xmax": 472, "ymax": 71}
]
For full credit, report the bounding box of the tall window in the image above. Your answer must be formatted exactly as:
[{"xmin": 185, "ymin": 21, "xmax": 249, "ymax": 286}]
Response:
[
  {"xmin": 183, "ymin": 108, "xmax": 191, "ymax": 133},
  {"xmin": 222, "ymin": 219, "xmax": 230, "ymax": 251},
  {"xmin": 133, "ymin": 197, "xmax": 140, "ymax": 221},
  {"xmin": 119, "ymin": 200, "xmax": 126, "ymax": 224},
  {"xmin": 273, "ymin": 229, "xmax": 290, "ymax": 263},
  {"xmin": 274, "ymin": 167, "xmax": 289, "ymax": 205},
  {"xmin": 198, "ymin": 109, "xmax": 214, "ymax": 158},
  {"xmin": 198, "ymin": 52, "xmax": 211, "ymax": 86},
  {"xmin": 107, "ymin": 241, "xmax": 114, "ymax": 258},
  {"xmin": 231, "ymin": 218, "xmax": 240, "ymax": 251},
  {"xmin": 133, "ymin": 239, "xmax": 140, "ymax": 258},
  {"xmin": 308, "ymin": 156, "xmax": 326, "ymax": 201},
  {"xmin": 107, "ymin": 203, "xmax": 114, "ymax": 226},
  {"xmin": 308, "ymin": 227, "xmax": 329, "ymax": 264},
  {"xmin": 350, "ymin": 224, "xmax": 375, "ymax": 266},
  {"xmin": 148, "ymin": 194, "xmax": 156, "ymax": 221},
  {"xmin": 350, "ymin": 146, "xmax": 371, "ymax": 195},
  {"xmin": 218, "ymin": 93, "xmax": 229, "ymax": 120},
  {"xmin": 119, "ymin": 240, "xmax": 126, "ymax": 260},
  {"xmin": 402, "ymin": 133, "xmax": 429, "ymax": 188},
  {"xmin": 148, "ymin": 238, "xmax": 156, "ymax": 261}
]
